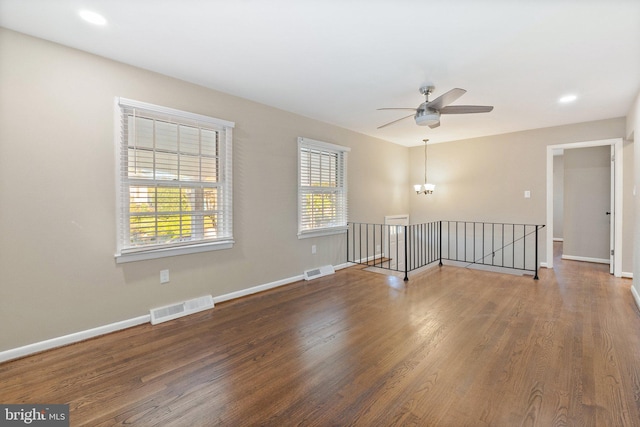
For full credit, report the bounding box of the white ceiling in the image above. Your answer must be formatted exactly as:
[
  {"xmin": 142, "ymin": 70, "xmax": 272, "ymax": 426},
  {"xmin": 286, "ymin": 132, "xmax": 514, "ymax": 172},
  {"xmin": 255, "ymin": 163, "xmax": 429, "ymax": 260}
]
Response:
[{"xmin": 1, "ymin": 0, "xmax": 639, "ymax": 146}]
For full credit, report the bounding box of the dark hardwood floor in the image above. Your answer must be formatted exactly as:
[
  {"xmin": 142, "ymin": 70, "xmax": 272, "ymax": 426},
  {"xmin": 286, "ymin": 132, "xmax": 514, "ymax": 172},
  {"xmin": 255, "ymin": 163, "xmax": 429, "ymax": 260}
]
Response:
[{"xmin": 2, "ymin": 243, "xmax": 640, "ymax": 426}]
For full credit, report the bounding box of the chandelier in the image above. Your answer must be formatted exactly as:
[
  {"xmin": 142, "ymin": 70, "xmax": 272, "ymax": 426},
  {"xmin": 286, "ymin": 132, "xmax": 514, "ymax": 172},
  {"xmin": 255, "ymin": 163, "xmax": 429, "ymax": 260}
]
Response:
[{"xmin": 414, "ymin": 139, "xmax": 435, "ymax": 195}]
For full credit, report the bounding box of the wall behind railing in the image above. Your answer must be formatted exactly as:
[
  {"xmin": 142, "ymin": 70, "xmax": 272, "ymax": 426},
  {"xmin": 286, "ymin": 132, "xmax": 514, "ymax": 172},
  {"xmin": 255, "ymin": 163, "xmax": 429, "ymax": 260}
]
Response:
[{"xmin": 408, "ymin": 118, "xmax": 631, "ymax": 272}]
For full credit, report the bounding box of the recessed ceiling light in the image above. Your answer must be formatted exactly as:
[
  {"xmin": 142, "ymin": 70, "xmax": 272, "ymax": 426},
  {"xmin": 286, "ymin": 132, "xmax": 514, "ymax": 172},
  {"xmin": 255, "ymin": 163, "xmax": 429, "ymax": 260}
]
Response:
[
  {"xmin": 78, "ymin": 10, "xmax": 107, "ymax": 26},
  {"xmin": 558, "ymin": 94, "xmax": 578, "ymax": 104}
]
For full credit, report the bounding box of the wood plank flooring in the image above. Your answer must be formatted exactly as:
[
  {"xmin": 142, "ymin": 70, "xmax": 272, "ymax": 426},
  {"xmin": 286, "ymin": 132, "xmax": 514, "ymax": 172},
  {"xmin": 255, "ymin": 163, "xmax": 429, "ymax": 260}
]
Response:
[{"xmin": 1, "ymin": 243, "xmax": 640, "ymax": 426}]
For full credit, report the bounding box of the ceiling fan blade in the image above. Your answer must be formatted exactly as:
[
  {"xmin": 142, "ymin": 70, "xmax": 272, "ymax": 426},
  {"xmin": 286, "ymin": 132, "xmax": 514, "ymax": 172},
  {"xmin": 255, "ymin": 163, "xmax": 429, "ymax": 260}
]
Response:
[
  {"xmin": 425, "ymin": 88, "xmax": 466, "ymax": 110},
  {"xmin": 377, "ymin": 107, "xmax": 418, "ymax": 111},
  {"xmin": 439, "ymin": 105, "xmax": 494, "ymax": 114},
  {"xmin": 377, "ymin": 113, "xmax": 414, "ymax": 129},
  {"xmin": 428, "ymin": 121, "xmax": 441, "ymax": 129}
]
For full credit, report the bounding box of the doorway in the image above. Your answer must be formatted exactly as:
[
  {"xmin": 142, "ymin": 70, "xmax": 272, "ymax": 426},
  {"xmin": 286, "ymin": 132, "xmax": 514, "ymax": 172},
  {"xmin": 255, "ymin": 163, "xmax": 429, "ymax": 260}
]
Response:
[
  {"xmin": 545, "ymin": 138, "xmax": 623, "ymax": 277},
  {"xmin": 557, "ymin": 146, "xmax": 612, "ymax": 266},
  {"xmin": 384, "ymin": 215, "xmax": 409, "ymax": 271}
]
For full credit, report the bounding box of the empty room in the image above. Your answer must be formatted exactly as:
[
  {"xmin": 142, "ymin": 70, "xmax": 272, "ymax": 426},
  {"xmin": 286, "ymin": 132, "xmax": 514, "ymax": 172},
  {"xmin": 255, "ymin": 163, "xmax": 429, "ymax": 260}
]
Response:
[{"xmin": 1, "ymin": 1, "xmax": 639, "ymax": 426}]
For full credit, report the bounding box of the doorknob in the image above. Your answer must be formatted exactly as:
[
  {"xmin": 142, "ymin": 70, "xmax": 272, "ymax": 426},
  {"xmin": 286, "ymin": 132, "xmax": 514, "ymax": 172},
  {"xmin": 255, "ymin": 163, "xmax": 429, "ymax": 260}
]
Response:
[{"xmin": 606, "ymin": 212, "xmax": 611, "ymax": 215}]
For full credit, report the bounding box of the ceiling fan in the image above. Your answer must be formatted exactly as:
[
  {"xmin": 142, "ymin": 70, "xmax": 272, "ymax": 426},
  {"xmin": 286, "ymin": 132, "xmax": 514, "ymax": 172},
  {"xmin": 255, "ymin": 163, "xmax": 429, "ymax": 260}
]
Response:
[{"xmin": 377, "ymin": 86, "xmax": 493, "ymax": 129}]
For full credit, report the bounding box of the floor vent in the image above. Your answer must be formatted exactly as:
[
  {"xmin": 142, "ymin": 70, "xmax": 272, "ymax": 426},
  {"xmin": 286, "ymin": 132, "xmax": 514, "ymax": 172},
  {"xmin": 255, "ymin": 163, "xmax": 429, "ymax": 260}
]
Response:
[
  {"xmin": 150, "ymin": 295, "xmax": 214, "ymax": 325},
  {"xmin": 303, "ymin": 265, "xmax": 335, "ymax": 281}
]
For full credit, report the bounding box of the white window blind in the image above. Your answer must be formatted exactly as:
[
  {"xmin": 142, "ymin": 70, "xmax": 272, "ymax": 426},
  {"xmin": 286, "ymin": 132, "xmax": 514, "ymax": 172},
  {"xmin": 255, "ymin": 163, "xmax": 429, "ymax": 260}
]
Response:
[
  {"xmin": 115, "ymin": 98, "xmax": 234, "ymax": 262},
  {"xmin": 298, "ymin": 137, "xmax": 349, "ymax": 238}
]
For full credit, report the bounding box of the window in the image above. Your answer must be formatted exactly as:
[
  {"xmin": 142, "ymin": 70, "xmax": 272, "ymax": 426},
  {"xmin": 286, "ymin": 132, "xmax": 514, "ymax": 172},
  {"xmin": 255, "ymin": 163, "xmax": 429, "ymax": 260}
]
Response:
[
  {"xmin": 115, "ymin": 98, "xmax": 234, "ymax": 263},
  {"xmin": 297, "ymin": 137, "xmax": 350, "ymax": 238}
]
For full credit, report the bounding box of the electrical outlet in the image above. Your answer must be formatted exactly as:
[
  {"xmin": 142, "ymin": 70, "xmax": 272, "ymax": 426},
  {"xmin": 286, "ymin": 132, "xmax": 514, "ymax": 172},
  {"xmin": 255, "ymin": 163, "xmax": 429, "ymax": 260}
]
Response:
[
  {"xmin": 311, "ymin": 245, "xmax": 317, "ymax": 254},
  {"xmin": 160, "ymin": 269, "xmax": 170, "ymax": 284},
  {"xmin": 524, "ymin": 190, "xmax": 531, "ymax": 199}
]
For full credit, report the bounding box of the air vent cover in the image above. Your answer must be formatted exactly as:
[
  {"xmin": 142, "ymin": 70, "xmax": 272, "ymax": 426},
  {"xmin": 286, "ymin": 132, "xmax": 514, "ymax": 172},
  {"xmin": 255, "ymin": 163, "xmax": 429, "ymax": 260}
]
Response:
[
  {"xmin": 303, "ymin": 265, "xmax": 335, "ymax": 281},
  {"xmin": 150, "ymin": 295, "xmax": 214, "ymax": 325}
]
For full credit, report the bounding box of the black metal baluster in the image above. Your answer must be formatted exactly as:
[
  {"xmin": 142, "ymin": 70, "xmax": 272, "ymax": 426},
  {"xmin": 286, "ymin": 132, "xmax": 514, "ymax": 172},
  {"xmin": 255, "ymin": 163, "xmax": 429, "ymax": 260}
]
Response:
[
  {"xmin": 439, "ymin": 221, "xmax": 443, "ymax": 266},
  {"xmin": 534, "ymin": 225, "xmax": 540, "ymax": 280},
  {"xmin": 346, "ymin": 223, "xmax": 350, "ymax": 263},
  {"xmin": 404, "ymin": 225, "xmax": 409, "ymax": 281}
]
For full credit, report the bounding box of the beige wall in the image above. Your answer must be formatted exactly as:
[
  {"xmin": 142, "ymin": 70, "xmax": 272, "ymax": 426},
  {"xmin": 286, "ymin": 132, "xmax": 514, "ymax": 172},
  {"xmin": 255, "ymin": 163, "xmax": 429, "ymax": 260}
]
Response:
[
  {"xmin": 0, "ymin": 29, "xmax": 409, "ymax": 352},
  {"xmin": 408, "ymin": 117, "xmax": 630, "ymax": 270}
]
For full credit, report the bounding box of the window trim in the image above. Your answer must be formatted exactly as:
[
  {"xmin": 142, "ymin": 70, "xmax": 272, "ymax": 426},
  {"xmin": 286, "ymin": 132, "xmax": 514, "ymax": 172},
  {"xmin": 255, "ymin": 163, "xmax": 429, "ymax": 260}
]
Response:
[
  {"xmin": 297, "ymin": 137, "xmax": 350, "ymax": 239},
  {"xmin": 114, "ymin": 97, "xmax": 235, "ymax": 263}
]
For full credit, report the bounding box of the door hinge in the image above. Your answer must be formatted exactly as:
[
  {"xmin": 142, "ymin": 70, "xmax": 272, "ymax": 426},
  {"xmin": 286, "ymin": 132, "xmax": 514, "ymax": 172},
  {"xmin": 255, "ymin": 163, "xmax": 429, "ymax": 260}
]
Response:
[{"xmin": 611, "ymin": 249, "xmax": 614, "ymax": 256}]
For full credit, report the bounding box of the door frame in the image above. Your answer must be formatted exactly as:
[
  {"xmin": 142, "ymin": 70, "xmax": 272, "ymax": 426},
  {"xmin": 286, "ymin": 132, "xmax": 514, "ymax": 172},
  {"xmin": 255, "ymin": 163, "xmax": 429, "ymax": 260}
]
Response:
[{"xmin": 545, "ymin": 138, "xmax": 623, "ymax": 277}]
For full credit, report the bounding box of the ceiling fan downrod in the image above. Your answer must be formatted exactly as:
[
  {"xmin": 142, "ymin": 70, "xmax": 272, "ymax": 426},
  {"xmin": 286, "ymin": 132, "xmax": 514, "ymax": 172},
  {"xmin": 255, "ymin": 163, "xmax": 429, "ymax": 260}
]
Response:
[{"xmin": 419, "ymin": 85, "xmax": 434, "ymax": 102}]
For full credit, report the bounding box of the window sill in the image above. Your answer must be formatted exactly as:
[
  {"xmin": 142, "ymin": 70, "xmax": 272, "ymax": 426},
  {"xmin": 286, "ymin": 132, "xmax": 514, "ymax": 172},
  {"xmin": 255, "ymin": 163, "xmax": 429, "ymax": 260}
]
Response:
[
  {"xmin": 298, "ymin": 227, "xmax": 347, "ymax": 239},
  {"xmin": 115, "ymin": 240, "xmax": 234, "ymax": 263}
]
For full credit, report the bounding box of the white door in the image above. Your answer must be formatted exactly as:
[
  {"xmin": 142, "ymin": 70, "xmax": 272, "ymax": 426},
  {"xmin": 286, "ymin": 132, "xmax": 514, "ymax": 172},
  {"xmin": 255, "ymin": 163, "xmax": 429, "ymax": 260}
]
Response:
[
  {"xmin": 609, "ymin": 145, "xmax": 615, "ymax": 274},
  {"xmin": 385, "ymin": 215, "xmax": 409, "ymax": 270}
]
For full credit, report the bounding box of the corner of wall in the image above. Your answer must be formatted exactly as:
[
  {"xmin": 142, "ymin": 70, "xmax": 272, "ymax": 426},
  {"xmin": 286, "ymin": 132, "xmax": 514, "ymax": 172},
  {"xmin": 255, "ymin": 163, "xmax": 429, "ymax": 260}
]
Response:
[
  {"xmin": 632, "ymin": 284, "xmax": 640, "ymax": 312},
  {"xmin": 630, "ymin": 90, "xmax": 640, "ymax": 307}
]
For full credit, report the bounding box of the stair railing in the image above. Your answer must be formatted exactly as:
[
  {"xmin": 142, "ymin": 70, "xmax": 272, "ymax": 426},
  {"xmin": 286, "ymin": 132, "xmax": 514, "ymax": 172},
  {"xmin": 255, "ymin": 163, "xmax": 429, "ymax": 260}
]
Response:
[{"xmin": 347, "ymin": 221, "xmax": 545, "ymax": 281}]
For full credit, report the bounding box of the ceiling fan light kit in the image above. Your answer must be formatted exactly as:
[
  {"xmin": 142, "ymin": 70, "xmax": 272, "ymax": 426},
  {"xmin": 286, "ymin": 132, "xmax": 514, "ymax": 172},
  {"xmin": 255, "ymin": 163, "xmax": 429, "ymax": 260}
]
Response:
[{"xmin": 415, "ymin": 109, "xmax": 440, "ymax": 127}]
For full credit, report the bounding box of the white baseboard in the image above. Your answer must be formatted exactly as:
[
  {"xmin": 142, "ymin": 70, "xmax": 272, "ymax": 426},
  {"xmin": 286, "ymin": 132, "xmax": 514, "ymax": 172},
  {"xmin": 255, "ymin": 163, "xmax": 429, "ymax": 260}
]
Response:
[
  {"xmin": 561, "ymin": 254, "xmax": 610, "ymax": 264},
  {"xmin": 1, "ymin": 264, "xmax": 354, "ymax": 364},
  {"xmin": 553, "ymin": 238, "xmax": 564, "ymax": 242},
  {"xmin": 214, "ymin": 262, "xmax": 360, "ymax": 304},
  {"xmin": 632, "ymin": 286, "xmax": 640, "ymax": 311},
  {"xmin": 540, "ymin": 262, "xmax": 549, "ymax": 268},
  {"xmin": 335, "ymin": 262, "xmax": 355, "ymax": 270},
  {"xmin": 213, "ymin": 273, "xmax": 304, "ymax": 304},
  {"xmin": 622, "ymin": 272, "xmax": 634, "ymax": 279},
  {"xmin": 0, "ymin": 315, "xmax": 150, "ymax": 364}
]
